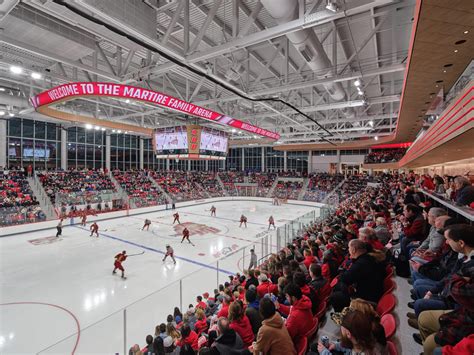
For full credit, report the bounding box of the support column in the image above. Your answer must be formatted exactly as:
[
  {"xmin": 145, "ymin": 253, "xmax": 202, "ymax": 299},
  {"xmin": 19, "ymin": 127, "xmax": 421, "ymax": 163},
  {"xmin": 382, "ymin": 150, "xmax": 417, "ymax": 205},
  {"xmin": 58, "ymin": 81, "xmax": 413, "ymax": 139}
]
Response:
[
  {"xmin": 261, "ymin": 146, "xmax": 265, "ymax": 172},
  {"xmin": 241, "ymin": 147, "xmax": 245, "ymax": 171},
  {"xmin": 283, "ymin": 151, "xmax": 287, "ymax": 172},
  {"xmin": 0, "ymin": 119, "xmax": 7, "ymax": 168},
  {"xmin": 188, "ymin": 159, "xmax": 191, "ymax": 171},
  {"xmin": 60, "ymin": 127, "xmax": 67, "ymax": 170},
  {"xmin": 105, "ymin": 133, "xmax": 111, "ymax": 171},
  {"xmin": 139, "ymin": 137, "xmax": 144, "ymax": 170},
  {"xmin": 337, "ymin": 149, "xmax": 341, "ymax": 174},
  {"xmin": 308, "ymin": 150, "xmax": 313, "ymax": 173},
  {"xmin": 166, "ymin": 159, "xmax": 170, "ymax": 170},
  {"xmin": 205, "ymin": 160, "xmax": 209, "ymax": 171}
]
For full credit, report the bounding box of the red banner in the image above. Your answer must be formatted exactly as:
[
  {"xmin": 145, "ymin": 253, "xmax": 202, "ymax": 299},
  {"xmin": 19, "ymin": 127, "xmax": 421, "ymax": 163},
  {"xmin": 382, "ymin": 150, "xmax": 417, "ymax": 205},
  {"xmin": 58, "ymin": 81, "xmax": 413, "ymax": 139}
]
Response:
[{"xmin": 29, "ymin": 82, "xmax": 280, "ymax": 140}]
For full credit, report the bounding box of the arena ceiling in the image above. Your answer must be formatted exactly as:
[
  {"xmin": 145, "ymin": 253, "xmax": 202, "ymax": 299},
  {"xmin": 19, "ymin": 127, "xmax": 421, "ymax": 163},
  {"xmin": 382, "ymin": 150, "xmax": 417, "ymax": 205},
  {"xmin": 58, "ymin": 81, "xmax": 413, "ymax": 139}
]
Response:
[{"xmin": 0, "ymin": 0, "xmax": 415, "ymax": 146}]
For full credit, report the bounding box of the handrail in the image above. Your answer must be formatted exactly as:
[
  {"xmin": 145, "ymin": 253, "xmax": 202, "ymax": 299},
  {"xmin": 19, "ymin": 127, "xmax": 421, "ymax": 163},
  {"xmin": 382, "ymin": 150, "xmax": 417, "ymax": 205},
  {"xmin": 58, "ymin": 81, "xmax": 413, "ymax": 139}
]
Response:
[{"xmin": 419, "ymin": 189, "xmax": 474, "ymax": 222}]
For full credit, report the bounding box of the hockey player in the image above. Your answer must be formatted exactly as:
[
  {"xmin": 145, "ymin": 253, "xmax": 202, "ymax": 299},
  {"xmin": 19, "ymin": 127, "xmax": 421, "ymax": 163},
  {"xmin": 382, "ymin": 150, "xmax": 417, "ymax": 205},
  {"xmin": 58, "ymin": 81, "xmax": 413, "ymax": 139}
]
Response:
[
  {"xmin": 268, "ymin": 215, "xmax": 276, "ymax": 230},
  {"xmin": 113, "ymin": 251, "xmax": 127, "ymax": 279},
  {"xmin": 162, "ymin": 245, "xmax": 176, "ymax": 264},
  {"xmin": 239, "ymin": 214, "xmax": 247, "ymax": 228},
  {"xmin": 210, "ymin": 205, "xmax": 216, "ymax": 217},
  {"xmin": 81, "ymin": 211, "xmax": 87, "ymax": 226},
  {"xmin": 181, "ymin": 227, "xmax": 194, "ymax": 246},
  {"xmin": 173, "ymin": 212, "xmax": 180, "ymax": 224},
  {"xmin": 90, "ymin": 222, "xmax": 99, "ymax": 237},
  {"xmin": 56, "ymin": 218, "xmax": 64, "ymax": 237},
  {"xmin": 142, "ymin": 218, "xmax": 151, "ymax": 231}
]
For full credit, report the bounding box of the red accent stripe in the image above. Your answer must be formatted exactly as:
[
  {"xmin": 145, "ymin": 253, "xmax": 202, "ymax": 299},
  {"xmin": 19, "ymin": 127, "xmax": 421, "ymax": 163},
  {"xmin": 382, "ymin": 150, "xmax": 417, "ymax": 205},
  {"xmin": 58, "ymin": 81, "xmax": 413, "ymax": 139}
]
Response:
[{"xmin": 0, "ymin": 301, "xmax": 81, "ymax": 354}]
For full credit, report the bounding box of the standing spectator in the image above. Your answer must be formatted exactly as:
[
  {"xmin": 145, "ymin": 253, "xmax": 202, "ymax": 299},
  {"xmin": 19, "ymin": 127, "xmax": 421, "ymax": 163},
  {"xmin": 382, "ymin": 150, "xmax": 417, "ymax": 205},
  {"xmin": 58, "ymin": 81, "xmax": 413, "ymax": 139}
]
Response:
[
  {"xmin": 248, "ymin": 249, "xmax": 257, "ymax": 270},
  {"xmin": 252, "ymin": 297, "xmax": 296, "ymax": 355},
  {"xmin": 275, "ymin": 283, "xmax": 315, "ymax": 351},
  {"xmin": 228, "ymin": 301, "xmax": 254, "ymax": 348}
]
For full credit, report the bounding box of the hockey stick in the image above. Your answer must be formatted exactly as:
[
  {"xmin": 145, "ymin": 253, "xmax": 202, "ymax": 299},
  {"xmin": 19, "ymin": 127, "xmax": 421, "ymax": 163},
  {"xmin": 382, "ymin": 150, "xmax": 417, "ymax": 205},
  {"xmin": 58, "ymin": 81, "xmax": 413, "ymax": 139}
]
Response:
[{"xmin": 128, "ymin": 251, "xmax": 145, "ymax": 257}]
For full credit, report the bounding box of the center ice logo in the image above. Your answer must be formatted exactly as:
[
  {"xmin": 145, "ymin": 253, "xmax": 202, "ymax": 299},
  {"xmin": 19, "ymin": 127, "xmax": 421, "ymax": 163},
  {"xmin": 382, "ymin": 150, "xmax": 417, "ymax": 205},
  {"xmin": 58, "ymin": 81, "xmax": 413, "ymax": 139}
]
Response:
[{"xmin": 173, "ymin": 222, "xmax": 220, "ymax": 236}]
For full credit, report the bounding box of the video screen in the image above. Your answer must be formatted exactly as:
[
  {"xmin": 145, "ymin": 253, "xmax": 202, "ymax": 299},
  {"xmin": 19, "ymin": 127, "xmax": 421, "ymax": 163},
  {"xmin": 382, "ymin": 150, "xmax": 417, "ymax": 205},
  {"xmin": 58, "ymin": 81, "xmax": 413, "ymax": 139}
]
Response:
[
  {"xmin": 200, "ymin": 128, "xmax": 228, "ymax": 156},
  {"xmin": 23, "ymin": 148, "xmax": 50, "ymax": 158},
  {"xmin": 154, "ymin": 127, "xmax": 188, "ymax": 154}
]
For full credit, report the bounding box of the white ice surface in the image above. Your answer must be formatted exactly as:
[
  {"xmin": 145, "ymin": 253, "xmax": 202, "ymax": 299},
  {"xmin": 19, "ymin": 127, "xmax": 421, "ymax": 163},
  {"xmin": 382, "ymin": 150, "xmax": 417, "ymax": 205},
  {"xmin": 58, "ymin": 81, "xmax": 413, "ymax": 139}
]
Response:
[{"xmin": 0, "ymin": 200, "xmax": 317, "ymax": 354}]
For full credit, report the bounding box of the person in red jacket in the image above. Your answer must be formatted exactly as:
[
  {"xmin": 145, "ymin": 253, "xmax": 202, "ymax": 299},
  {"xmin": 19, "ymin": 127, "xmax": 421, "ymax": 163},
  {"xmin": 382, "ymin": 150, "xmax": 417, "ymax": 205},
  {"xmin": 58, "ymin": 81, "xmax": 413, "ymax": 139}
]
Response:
[
  {"xmin": 217, "ymin": 296, "xmax": 231, "ymax": 318},
  {"xmin": 303, "ymin": 249, "xmax": 316, "ymax": 270},
  {"xmin": 358, "ymin": 227, "xmax": 384, "ymax": 251},
  {"xmin": 195, "ymin": 295, "xmax": 207, "ymax": 310},
  {"xmin": 176, "ymin": 323, "xmax": 199, "ymax": 351},
  {"xmin": 438, "ymin": 334, "xmax": 474, "ymax": 355},
  {"xmin": 193, "ymin": 308, "xmax": 208, "ymax": 336},
  {"xmin": 228, "ymin": 300, "xmax": 254, "ymax": 348},
  {"xmin": 276, "ymin": 283, "xmax": 316, "ymax": 351},
  {"xmin": 256, "ymin": 274, "xmax": 278, "ymax": 299}
]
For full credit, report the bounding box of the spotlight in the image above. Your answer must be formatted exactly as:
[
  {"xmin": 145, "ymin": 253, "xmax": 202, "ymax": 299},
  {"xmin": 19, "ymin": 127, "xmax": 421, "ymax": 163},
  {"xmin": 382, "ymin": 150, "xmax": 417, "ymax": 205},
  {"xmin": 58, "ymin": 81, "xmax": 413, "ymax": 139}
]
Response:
[
  {"xmin": 125, "ymin": 99, "xmax": 130, "ymax": 104},
  {"xmin": 0, "ymin": 111, "xmax": 5, "ymax": 116},
  {"xmin": 117, "ymin": 130, "xmax": 122, "ymax": 133},
  {"xmin": 231, "ymin": 128, "xmax": 237, "ymax": 133},
  {"xmin": 368, "ymin": 120, "xmax": 374, "ymax": 127},
  {"xmin": 326, "ymin": 0, "xmax": 338, "ymax": 12},
  {"xmin": 464, "ymin": 30, "xmax": 469, "ymax": 34},
  {"xmin": 101, "ymin": 127, "xmax": 106, "ymax": 131},
  {"xmin": 8, "ymin": 112, "xmax": 14, "ymax": 117},
  {"xmin": 354, "ymin": 79, "xmax": 361, "ymax": 87},
  {"xmin": 357, "ymin": 88, "xmax": 364, "ymax": 96},
  {"xmin": 10, "ymin": 66, "xmax": 23, "ymax": 74},
  {"xmin": 94, "ymin": 126, "xmax": 100, "ymax": 130},
  {"xmin": 112, "ymin": 129, "xmax": 116, "ymax": 133},
  {"xmin": 374, "ymin": 136, "xmax": 379, "ymax": 141},
  {"xmin": 31, "ymin": 72, "xmax": 42, "ymax": 80},
  {"xmin": 0, "ymin": 88, "xmax": 5, "ymax": 92}
]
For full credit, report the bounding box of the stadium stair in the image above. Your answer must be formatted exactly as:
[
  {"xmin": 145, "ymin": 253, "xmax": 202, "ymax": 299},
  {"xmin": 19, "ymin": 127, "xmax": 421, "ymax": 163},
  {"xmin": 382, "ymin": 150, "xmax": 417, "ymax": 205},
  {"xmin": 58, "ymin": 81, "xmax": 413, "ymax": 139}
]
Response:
[
  {"xmin": 147, "ymin": 174, "xmax": 173, "ymax": 203},
  {"xmin": 27, "ymin": 175, "xmax": 56, "ymax": 220},
  {"xmin": 108, "ymin": 173, "xmax": 136, "ymax": 208},
  {"xmin": 298, "ymin": 177, "xmax": 310, "ymax": 200},
  {"xmin": 215, "ymin": 174, "xmax": 228, "ymax": 196},
  {"xmin": 266, "ymin": 175, "xmax": 280, "ymax": 198}
]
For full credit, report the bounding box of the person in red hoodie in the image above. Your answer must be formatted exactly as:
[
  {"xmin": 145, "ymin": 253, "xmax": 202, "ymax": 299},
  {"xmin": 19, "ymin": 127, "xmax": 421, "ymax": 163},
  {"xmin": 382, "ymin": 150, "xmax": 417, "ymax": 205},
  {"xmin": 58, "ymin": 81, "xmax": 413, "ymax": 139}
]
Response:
[
  {"xmin": 176, "ymin": 323, "xmax": 199, "ymax": 351},
  {"xmin": 217, "ymin": 296, "xmax": 231, "ymax": 318},
  {"xmin": 303, "ymin": 249, "xmax": 316, "ymax": 270},
  {"xmin": 276, "ymin": 283, "xmax": 315, "ymax": 351},
  {"xmin": 196, "ymin": 295, "xmax": 207, "ymax": 310},
  {"xmin": 193, "ymin": 308, "xmax": 208, "ymax": 336},
  {"xmin": 228, "ymin": 300, "xmax": 254, "ymax": 348},
  {"xmin": 256, "ymin": 274, "xmax": 278, "ymax": 299}
]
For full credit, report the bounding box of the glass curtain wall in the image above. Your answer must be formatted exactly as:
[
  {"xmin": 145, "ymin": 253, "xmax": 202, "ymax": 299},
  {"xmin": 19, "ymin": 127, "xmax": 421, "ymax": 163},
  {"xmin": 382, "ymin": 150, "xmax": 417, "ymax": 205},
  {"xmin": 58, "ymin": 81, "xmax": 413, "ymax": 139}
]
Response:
[
  {"xmin": 287, "ymin": 151, "xmax": 308, "ymax": 173},
  {"xmin": 143, "ymin": 138, "xmax": 166, "ymax": 170},
  {"xmin": 226, "ymin": 148, "xmax": 242, "ymax": 171},
  {"xmin": 110, "ymin": 133, "xmax": 139, "ymax": 171},
  {"xmin": 67, "ymin": 127, "xmax": 105, "ymax": 169},
  {"xmin": 7, "ymin": 117, "xmax": 60, "ymax": 170},
  {"xmin": 265, "ymin": 147, "xmax": 284, "ymax": 172},
  {"xmin": 243, "ymin": 147, "xmax": 262, "ymax": 172}
]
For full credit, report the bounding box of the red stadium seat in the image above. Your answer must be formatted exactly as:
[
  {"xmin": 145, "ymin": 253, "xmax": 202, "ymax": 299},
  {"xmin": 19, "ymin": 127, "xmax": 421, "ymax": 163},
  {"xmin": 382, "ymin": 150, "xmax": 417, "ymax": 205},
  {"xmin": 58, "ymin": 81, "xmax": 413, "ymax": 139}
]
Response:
[
  {"xmin": 386, "ymin": 340, "xmax": 398, "ymax": 355},
  {"xmin": 316, "ymin": 301, "xmax": 327, "ymax": 321},
  {"xmin": 330, "ymin": 277, "xmax": 339, "ymax": 288},
  {"xmin": 320, "ymin": 283, "xmax": 332, "ymax": 301},
  {"xmin": 383, "ymin": 278, "xmax": 396, "ymax": 295},
  {"xmin": 305, "ymin": 317, "xmax": 319, "ymax": 341},
  {"xmin": 386, "ymin": 265, "xmax": 394, "ymax": 278},
  {"xmin": 381, "ymin": 313, "xmax": 396, "ymax": 339},
  {"xmin": 297, "ymin": 336, "xmax": 308, "ymax": 355},
  {"xmin": 376, "ymin": 294, "xmax": 396, "ymax": 317}
]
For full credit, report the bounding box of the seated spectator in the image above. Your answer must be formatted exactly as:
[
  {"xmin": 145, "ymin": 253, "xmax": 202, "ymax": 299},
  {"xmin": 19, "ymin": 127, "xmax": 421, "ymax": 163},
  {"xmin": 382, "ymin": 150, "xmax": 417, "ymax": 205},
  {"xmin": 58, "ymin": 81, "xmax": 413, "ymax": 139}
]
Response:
[
  {"xmin": 176, "ymin": 324, "xmax": 199, "ymax": 351},
  {"xmin": 256, "ymin": 274, "xmax": 278, "ymax": 299},
  {"xmin": 252, "ymin": 297, "xmax": 296, "ymax": 355},
  {"xmin": 319, "ymin": 309, "xmax": 387, "ymax": 354},
  {"xmin": 217, "ymin": 296, "xmax": 231, "ymax": 318},
  {"xmin": 453, "ymin": 176, "xmax": 474, "ymax": 206},
  {"xmin": 374, "ymin": 217, "xmax": 392, "ymax": 245},
  {"xmin": 275, "ymin": 283, "xmax": 315, "ymax": 351},
  {"xmin": 228, "ymin": 301, "xmax": 254, "ymax": 348},
  {"xmin": 308, "ymin": 263, "xmax": 328, "ymax": 305},
  {"xmin": 209, "ymin": 317, "xmax": 247, "ymax": 355},
  {"xmin": 400, "ymin": 204, "xmax": 426, "ymax": 258},
  {"xmin": 194, "ymin": 309, "xmax": 208, "ymax": 336},
  {"xmin": 331, "ymin": 239, "xmax": 386, "ymax": 311},
  {"xmin": 358, "ymin": 227, "xmax": 385, "ymax": 250},
  {"xmin": 196, "ymin": 296, "xmax": 207, "ymax": 310}
]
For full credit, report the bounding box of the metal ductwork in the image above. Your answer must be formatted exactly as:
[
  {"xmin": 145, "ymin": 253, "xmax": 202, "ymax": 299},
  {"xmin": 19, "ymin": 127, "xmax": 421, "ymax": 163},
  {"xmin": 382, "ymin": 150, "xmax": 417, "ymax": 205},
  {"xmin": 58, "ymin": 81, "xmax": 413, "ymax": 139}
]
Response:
[{"xmin": 260, "ymin": 0, "xmax": 353, "ymax": 116}]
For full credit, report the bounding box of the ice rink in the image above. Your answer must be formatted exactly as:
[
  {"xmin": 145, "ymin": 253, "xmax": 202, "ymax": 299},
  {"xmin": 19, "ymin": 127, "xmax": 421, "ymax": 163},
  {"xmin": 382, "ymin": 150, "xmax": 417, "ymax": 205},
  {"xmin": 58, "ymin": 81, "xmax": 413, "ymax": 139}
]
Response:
[{"xmin": 0, "ymin": 200, "xmax": 319, "ymax": 354}]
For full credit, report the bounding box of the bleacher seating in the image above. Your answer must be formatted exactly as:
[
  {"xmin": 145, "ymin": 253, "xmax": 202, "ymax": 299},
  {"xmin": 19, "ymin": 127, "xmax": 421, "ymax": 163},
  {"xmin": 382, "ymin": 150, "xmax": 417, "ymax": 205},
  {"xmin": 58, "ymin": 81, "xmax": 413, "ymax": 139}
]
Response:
[{"xmin": 112, "ymin": 170, "xmax": 166, "ymax": 207}]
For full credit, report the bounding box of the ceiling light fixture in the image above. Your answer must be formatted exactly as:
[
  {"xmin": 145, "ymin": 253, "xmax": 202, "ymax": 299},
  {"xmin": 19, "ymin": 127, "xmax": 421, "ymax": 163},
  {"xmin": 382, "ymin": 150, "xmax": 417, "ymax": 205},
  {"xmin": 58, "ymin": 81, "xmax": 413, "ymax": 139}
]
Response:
[
  {"xmin": 94, "ymin": 126, "xmax": 100, "ymax": 130},
  {"xmin": 354, "ymin": 79, "xmax": 361, "ymax": 87},
  {"xmin": 85, "ymin": 124, "xmax": 93, "ymax": 129},
  {"xmin": 101, "ymin": 127, "xmax": 106, "ymax": 131},
  {"xmin": 368, "ymin": 120, "xmax": 374, "ymax": 127},
  {"xmin": 454, "ymin": 49, "xmax": 459, "ymax": 53},
  {"xmin": 0, "ymin": 88, "xmax": 5, "ymax": 92},
  {"xmin": 374, "ymin": 136, "xmax": 379, "ymax": 141},
  {"xmin": 231, "ymin": 128, "xmax": 237, "ymax": 133},
  {"xmin": 125, "ymin": 99, "xmax": 130, "ymax": 104},
  {"xmin": 10, "ymin": 65, "xmax": 23, "ymax": 74},
  {"xmin": 31, "ymin": 72, "xmax": 42, "ymax": 80},
  {"xmin": 112, "ymin": 129, "xmax": 116, "ymax": 133},
  {"xmin": 0, "ymin": 111, "xmax": 5, "ymax": 116},
  {"xmin": 8, "ymin": 113, "xmax": 14, "ymax": 117},
  {"xmin": 326, "ymin": 0, "xmax": 338, "ymax": 12},
  {"xmin": 117, "ymin": 130, "xmax": 122, "ymax": 133},
  {"xmin": 464, "ymin": 30, "xmax": 469, "ymax": 34}
]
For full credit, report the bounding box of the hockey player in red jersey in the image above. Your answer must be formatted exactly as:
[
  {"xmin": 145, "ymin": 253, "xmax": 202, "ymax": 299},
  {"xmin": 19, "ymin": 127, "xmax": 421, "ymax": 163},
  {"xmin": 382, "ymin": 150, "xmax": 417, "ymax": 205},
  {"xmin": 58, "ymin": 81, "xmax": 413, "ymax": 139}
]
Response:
[
  {"xmin": 181, "ymin": 227, "xmax": 194, "ymax": 246},
  {"xmin": 90, "ymin": 222, "xmax": 99, "ymax": 237},
  {"xmin": 162, "ymin": 245, "xmax": 176, "ymax": 264},
  {"xmin": 268, "ymin": 215, "xmax": 276, "ymax": 230},
  {"xmin": 239, "ymin": 214, "xmax": 247, "ymax": 228},
  {"xmin": 173, "ymin": 212, "xmax": 180, "ymax": 224},
  {"xmin": 113, "ymin": 251, "xmax": 127, "ymax": 279}
]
